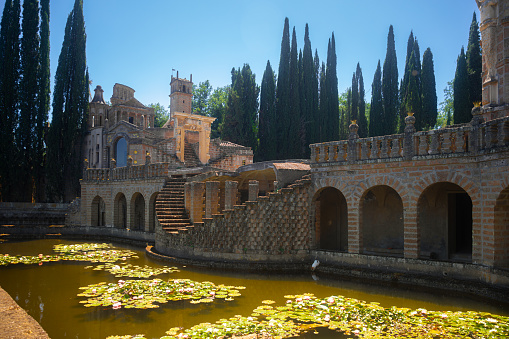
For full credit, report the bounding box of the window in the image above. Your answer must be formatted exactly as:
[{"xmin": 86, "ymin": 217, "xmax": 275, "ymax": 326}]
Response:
[
  {"xmin": 129, "ymin": 117, "xmax": 134, "ymax": 124},
  {"xmin": 116, "ymin": 138, "xmax": 127, "ymax": 167}
]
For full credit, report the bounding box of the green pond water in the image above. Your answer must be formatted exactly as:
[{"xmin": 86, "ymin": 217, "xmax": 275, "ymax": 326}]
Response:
[{"xmin": 0, "ymin": 239, "xmax": 507, "ymax": 339}]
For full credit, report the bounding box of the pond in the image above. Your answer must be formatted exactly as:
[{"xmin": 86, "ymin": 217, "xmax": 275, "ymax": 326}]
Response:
[{"xmin": 0, "ymin": 239, "xmax": 507, "ymax": 339}]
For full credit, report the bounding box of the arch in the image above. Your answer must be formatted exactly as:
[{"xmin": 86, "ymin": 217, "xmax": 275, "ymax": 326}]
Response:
[
  {"xmin": 418, "ymin": 182, "xmax": 472, "ymax": 262},
  {"xmin": 360, "ymin": 185, "xmax": 404, "ymax": 257},
  {"xmin": 494, "ymin": 186, "xmax": 509, "ymax": 268},
  {"xmin": 312, "ymin": 187, "xmax": 348, "ymax": 251},
  {"xmin": 115, "ymin": 137, "xmax": 127, "ymax": 167},
  {"xmin": 114, "ymin": 193, "xmax": 127, "ymax": 229},
  {"xmin": 131, "ymin": 193, "xmax": 145, "ymax": 231},
  {"xmin": 148, "ymin": 192, "xmax": 158, "ymax": 233},
  {"xmin": 91, "ymin": 196, "xmax": 106, "ymax": 226}
]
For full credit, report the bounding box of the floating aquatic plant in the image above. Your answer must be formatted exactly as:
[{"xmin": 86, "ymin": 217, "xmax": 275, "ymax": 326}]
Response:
[
  {"xmin": 86, "ymin": 262, "xmax": 179, "ymax": 278},
  {"xmin": 78, "ymin": 279, "xmax": 245, "ymax": 309},
  {"xmin": 160, "ymin": 293, "xmax": 509, "ymax": 339},
  {"xmin": 0, "ymin": 243, "xmax": 138, "ymax": 266}
]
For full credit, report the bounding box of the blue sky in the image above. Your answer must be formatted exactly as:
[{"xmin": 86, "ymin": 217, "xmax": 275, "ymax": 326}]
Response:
[{"xmin": 1, "ymin": 0, "xmax": 479, "ymax": 110}]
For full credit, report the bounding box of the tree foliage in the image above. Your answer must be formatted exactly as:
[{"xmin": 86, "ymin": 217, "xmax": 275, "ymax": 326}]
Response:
[
  {"xmin": 466, "ymin": 12, "xmax": 482, "ymax": 106},
  {"xmin": 324, "ymin": 33, "xmax": 339, "ymax": 142},
  {"xmin": 288, "ymin": 26, "xmax": 301, "ymax": 158},
  {"xmin": 46, "ymin": 0, "xmax": 88, "ymax": 202},
  {"xmin": 421, "ymin": 48, "xmax": 438, "ymax": 130},
  {"xmin": 149, "ymin": 103, "xmax": 170, "ymax": 127},
  {"xmin": 257, "ymin": 61, "xmax": 277, "ymax": 161},
  {"xmin": 221, "ymin": 64, "xmax": 259, "ymax": 151},
  {"xmin": 356, "ymin": 63, "xmax": 368, "ymax": 138},
  {"xmin": 369, "ymin": 60, "xmax": 384, "ymax": 137},
  {"xmin": 192, "ymin": 80, "xmax": 212, "ymax": 116},
  {"xmin": 0, "ymin": 0, "xmax": 21, "ymax": 201},
  {"xmin": 453, "ymin": 47, "xmax": 471, "ymax": 124},
  {"xmin": 382, "ymin": 25, "xmax": 399, "ymax": 135},
  {"xmin": 208, "ymin": 86, "xmax": 228, "ymax": 139}
]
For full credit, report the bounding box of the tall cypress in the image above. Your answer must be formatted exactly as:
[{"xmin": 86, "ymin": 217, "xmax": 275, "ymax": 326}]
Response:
[
  {"xmin": 382, "ymin": 25, "xmax": 399, "ymax": 135},
  {"xmin": 453, "ymin": 47, "xmax": 471, "ymax": 124},
  {"xmin": 257, "ymin": 61, "xmax": 276, "ymax": 161},
  {"xmin": 0, "ymin": 0, "xmax": 21, "ymax": 201},
  {"xmin": 326, "ymin": 33, "xmax": 339, "ymax": 141},
  {"xmin": 318, "ymin": 60, "xmax": 327, "ymax": 141},
  {"xmin": 301, "ymin": 24, "xmax": 318, "ymax": 154},
  {"xmin": 369, "ymin": 60, "xmax": 384, "ymax": 137},
  {"xmin": 276, "ymin": 18, "xmax": 290, "ymax": 159},
  {"xmin": 351, "ymin": 72, "xmax": 358, "ymax": 122},
  {"xmin": 405, "ymin": 50, "xmax": 423, "ymax": 130},
  {"xmin": 34, "ymin": 0, "xmax": 50, "ymax": 202},
  {"xmin": 46, "ymin": 0, "xmax": 88, "ymax": 202},
  {"xmin": 18, "ymin": 0, "xmax": 40, "ymax": 202},
  {"xmin": 421, "ymin": 48, "xmax": 438, "ymax": 130},
  {"xmin": 466, "ymin": 12, "xmax": 482, "ymax": 106},
  {"xmin": 288, "ymin": 26, "xmax": 301, "ymax": 158},
  {"xmin": 356, "ymin": 63, "xmax": 368, "ymax": 138}
]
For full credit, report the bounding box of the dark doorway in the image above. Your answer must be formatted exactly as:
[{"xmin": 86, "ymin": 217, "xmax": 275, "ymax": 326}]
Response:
[
  {"xmin": 315, "ymin": 188, "xmax": 348, "ymax": 251},
  {"xmin": 448, "ymin": 192, "xmax": 472, "ymax": 260}
]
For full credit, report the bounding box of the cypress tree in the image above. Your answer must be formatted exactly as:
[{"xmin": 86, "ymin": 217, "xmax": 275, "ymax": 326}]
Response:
[
  {"xmin": 301, "ymin": 24, "xmax": 318, "ymax": 155},
  {"xmin": 257, "ymin": 61, "xmax": 276, "ymax": 161},
  {"xmin": 288, "ymin": 26, "xmax": 301, "ymax": 158},
  {"xmin": 276, "ymin": 17, "xmax": 290, "ymax": 159},
  {"xmin": 466, "ymin": 12, "xmax": 482, "ymax": 105},
  {"xmin": 351, "ymin": 72, "xmax": 358, "ymax": 122},
  {"xmin": 356, "ymin": 63, "xmax": 368, "ymax": 138},
  {"xmin": 405, "ymin": 50, "xmax": 423, "ymax": 130},
  {"xmin": 453, "ymin": 47, "xmax": 471, "ymax": 124},
  {"xmin": 326, "ymin": 33, "xmax": 339, "ymax": 141},
  {"xmin": 18, "ymin": 0, "xmax": 40, "ymax": 202},
  {"xmin": 46, "ymin": 0, "xmax": 88, "ymax": 202},
  {"xmin": 34, "ymin": 0, "xmax": 50, "ymax": 202},
  {"xmin": 369, "ymin": 60, "xmax": 384, "ymax": 137},
  {"xmin": 313, "ymin": 49, "xmax": 320, "ymax": 143},
  {"xmin": 0, "ymin": 0, "xmax": 21, "ymax": 202},
  {"xmin": 382, "ymin": 25, "xmax": 399, "ymax": 135},
  {"xmin": 318, "ymin": 60, "xmax": 327, "ymax": 141},
  {"xmin": 421, "ymin": 48, "xmax": 438, "ymax": 130}
]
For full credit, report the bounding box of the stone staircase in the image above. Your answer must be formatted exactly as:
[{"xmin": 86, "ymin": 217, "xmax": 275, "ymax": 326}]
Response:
[
  {"xmin": 155, "ymin": 177, "xmax": 193, "ymax": 234},
  {"xmin": 183, "ymin": 141, "xmax": 201, "ymax": 168}
]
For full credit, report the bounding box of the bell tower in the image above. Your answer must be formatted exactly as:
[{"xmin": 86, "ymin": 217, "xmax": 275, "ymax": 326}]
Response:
[{"xmin": 169, "ymin": 71, "xmax": 193, "ymax": 115}]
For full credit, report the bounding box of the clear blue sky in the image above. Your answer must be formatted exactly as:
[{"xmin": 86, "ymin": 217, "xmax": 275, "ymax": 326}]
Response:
[{"xmin": 1, "ymin": 0, "xmax": 480, "ymax": 111}]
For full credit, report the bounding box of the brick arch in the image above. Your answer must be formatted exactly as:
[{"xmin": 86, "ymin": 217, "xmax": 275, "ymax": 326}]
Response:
[
  {"xmin": 114, "ymin": 192, "xmax": 127, "ymax": 229},
  {"xmin": 357, "ymin": 181, "xmax": 405, "ymax": 257},
  {"xmin": 130, "ymin": 192, "xmax": 146, "ymax": 231},
  {"xmin": 91, "ymin": 195, "xmax": 106, "ymax": 227},
  {"xmin": 494, "ymin": 185, "xmax": 509, "ymax": 268}
]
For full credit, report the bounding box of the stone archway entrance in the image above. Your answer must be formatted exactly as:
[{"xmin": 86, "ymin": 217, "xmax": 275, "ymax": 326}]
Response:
[
  {"xmin": 91, "ymin": 196, "xmax": 105, "ymax": 226},
  {"xmin": 172, "ymin": 112, "xmax": 215, "ymax": 164},
  {"xmin": 418, "ymin": 182, "xmax": 472, "ymax": 262},
  {"xmin": 131, "ymin": 193, "xmax": 145, "ymax": 231},
  {"xmin": 114, "ymin": 193, "xmax": 127, "ymax": 229},
  {"xmin": 313, "ymin": 187, "xmax": 348, "ymax": 251}
]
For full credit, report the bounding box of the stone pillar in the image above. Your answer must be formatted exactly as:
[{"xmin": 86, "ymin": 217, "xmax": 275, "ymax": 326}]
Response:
[
  {"xmin": 224, "ymin": 181, "xmax": 238, "ymax": 210},
  {"xmin": 187, "ymin": 182, "xmax": 205, "ymax": 223},
  {"xmin": 248, "ymin": 180, "xmax": 259, "ymax": 202},
  {"xmin": 83, "ymin": 159, "xmax": 89, "ymax": 180},
  {"xmin": 403, "ymin": 113, "xmax": 416, "ymax": 160},
  {"xmin": 347, "ymin": 121, "xmax": 359, "ymax": 162},
  {"xmin": 205, "ymin": 181, "xmax": 220, "ymax": 218},
  {"xmin": 145, "ymin": 152, "xmax": 151, "ymax": 165}
]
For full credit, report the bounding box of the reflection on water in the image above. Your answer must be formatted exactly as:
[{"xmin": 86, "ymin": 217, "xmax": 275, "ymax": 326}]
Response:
[{"xmin": 0, "ymin": 239, "xmax": 507, "ymax": 339}]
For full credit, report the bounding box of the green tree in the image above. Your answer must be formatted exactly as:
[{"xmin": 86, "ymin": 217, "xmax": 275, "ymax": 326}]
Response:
[
  {"xmin": 356, "ymin": 63, "xmax": 368, "ymax": 138},
  {"xmin": 276, "ymin": 18, "xmax": 290, "ymax": 159},
  {"xmin": 351, "ymin": 71, "xmax": 358, "ymax": 123},
  {"xmin": 288, "ymin": 26, "xmax": 301, "ymax": 158},
  {"xmin": 437, "ymin": 80, "xmax": 454, "ymax": 128},
  {"xmin": 0, "ymin": 0, "xmax": 21, "ymax": 201},
  {"xmin": 318, "ymin": 61, "xmax": 327, "ymax": 141},
  {"xmin": 382, "ymin": 25, "xmax": 399, "ymax": 135},
  {"xmin": 34, "ymin": 0, "xmax": 50, "ymax": 202},
  {"xmin": 300, "ymin": 24, "xmax": 318, "ymax": 155},
  {"xmin": 453, "ymin": 47, "xmax": 471, "ymax": 124},
  {"xmin": 257, "ymin": 60, "xmax": 276, "ymax": 161},
  {"xmin": 421, "ymin": 48, "xmax": 438, "ymax": 130},
  {"xmin": 405, "ymin": 50, "xmax": 423, "ymax": 130},
  {"xmin": 46, "ymin": 0, "xmax": 88, "ymax": 202},
  {"xmin": 192, "ymin": 80, "xmax": 212, "ymax": 116},
  {"xmin": 338, "ymin": 89, "xmax": 351, "ymax": 140},
  {"xmin": 222, "ymin": 64, "xmax": 259, "ymax": 150},
  {"xmin": 466, "ymin": 12, "xmax": 482, "ymax": 106},
  {"xmin": 325, "ymin": 33, "xmax": 339, "ymax": 142},
  {"xmin": 369, "ymin": 60, "xmax": 383, "ymax": 137},
  {"xmin": 18, "ymin": 0, "xmax": 40, "ymax": 201},
  {"xmin": 149, "ymin": 103, "xmax": 170, "ymax": 127},
  {"xmin": 208, "ymin": 86, "xmax": 228, "ymax": 139}
]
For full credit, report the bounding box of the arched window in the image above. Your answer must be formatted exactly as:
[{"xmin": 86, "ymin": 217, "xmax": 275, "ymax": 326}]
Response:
[{"xmin": 116, "ymin": 137, "xmax": 127, "ymax": 167}]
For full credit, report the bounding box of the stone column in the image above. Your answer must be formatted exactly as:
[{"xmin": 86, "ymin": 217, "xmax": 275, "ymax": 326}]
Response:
[
  {"xmin": 188, "ymin": 182, "xmax": 205, "ymax": 223},
  {"xmin": 224, "ymin": 181, "xmax": 239, "ymax": 210},
  {"xmin": 403, "ymin": 113, "xmax": 416, "ymax": 160},
  {"xmin": 248, "ymin": 180, "xmax": 259, "ymax": 202},
  {"xmin": 205, "ymin": 181, "xmax": 220, "ymax": 218},
  {"xmin": 347, "ymin": 121, "xmax": 359, "ymax": 162}
]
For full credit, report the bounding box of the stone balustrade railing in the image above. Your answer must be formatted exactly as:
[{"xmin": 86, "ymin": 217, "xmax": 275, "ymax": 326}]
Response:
[
  {"xmin": 83, "ymin": 162, "xmax": 171, "ymax": 181},
  {"xmin": 311, "ymin": 115, "xmax": 509, "ymax": 164}
]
